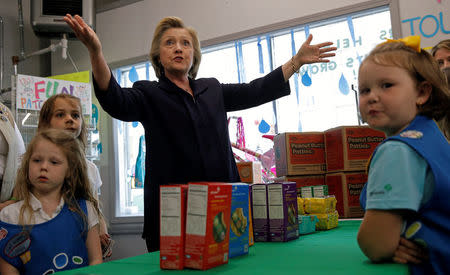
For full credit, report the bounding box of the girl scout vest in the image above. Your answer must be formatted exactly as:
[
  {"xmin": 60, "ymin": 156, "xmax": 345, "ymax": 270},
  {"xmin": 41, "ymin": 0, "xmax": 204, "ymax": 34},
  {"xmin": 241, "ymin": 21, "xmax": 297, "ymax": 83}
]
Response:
[
  {"xmin": 360, "ymin": 115, "xmax": 450, "ymax": 274},
  {"xmin": 0, "ymin": 199, "xmax": 89, "ymax": 274}
]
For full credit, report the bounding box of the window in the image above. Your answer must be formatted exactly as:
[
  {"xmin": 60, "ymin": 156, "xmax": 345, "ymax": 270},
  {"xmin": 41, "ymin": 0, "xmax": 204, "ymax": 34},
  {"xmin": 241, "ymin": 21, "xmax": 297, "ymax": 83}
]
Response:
[
  {"xmin": 112, "ymin": 6, "xmax": 392, "ymax": 218},
  {"xmin": 112, "ymin": 62, "xmax": 152, "ymax": 217}
]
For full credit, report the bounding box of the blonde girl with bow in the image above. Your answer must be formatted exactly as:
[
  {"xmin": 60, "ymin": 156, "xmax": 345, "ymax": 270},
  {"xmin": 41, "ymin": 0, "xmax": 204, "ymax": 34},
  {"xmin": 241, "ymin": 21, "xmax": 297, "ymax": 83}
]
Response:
[{"xmin": 357, "ymin": 36, "xmax": 450, "ymax": 275}]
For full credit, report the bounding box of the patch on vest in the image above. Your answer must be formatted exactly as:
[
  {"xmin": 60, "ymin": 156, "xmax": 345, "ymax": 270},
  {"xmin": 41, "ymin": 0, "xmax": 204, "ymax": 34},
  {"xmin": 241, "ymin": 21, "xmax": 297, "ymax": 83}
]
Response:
[
  {"xmin": 5, "ymin": 231, "xmax": 31, "ymax": 264},
  {"xmin": 0, "ymin": 227, "xmax": 8, "ymax": 240},
  {"xmin": 400, "ymin": 130, "xmax": 423, "ymax": 139}
]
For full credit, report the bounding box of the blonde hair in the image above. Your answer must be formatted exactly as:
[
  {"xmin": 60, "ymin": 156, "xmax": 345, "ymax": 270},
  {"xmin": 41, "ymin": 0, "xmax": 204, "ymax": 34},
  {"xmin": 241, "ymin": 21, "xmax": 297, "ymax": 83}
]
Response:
[
  {"xmin": 38, "ymin": 94, "xmax": 87, "ymax": 150},
  {"xmin": 149, "ymin": 16, "xmax": 201, "ymax": 79},
  {"xmin": 361, "ymin": 41, "xmax": 450, "ymax": 137},
  {"xmin": 15, "ymin": 129, "xmax": 100, "ymax": 230}
]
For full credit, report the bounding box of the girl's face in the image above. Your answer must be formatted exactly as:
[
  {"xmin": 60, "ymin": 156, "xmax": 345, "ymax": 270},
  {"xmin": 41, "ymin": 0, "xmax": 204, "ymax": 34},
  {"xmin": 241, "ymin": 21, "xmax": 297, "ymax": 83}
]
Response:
[
  {"xmin": 159, "ymin": 28, "xmax": 194, "ymax": 78},
  {"xmin": 358, "ymin": 60, "xmax": 430, "ymax": 136},
  {"xmin": 28, "ymin": 139, "xmax": 69, "ymax": 197},
  {"xmin": 434, "ymin": 48, "xmax": 450, "ymax": 70},
  {"xmin": 49, "ymin": 98, "xmax": 82, "ymax": 138}
]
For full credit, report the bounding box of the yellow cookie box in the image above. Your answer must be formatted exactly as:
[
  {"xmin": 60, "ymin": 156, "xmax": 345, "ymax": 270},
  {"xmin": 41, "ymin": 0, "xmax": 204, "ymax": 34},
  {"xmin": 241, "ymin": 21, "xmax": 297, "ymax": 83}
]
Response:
[
  {"xmin": 315, "ymin": 211, "xmax": 339, "ymax": 230},
  {"xmin": 303, "ymin": 196, "xmax": 337, "ymax": 214},
  {"xmin": 297, "ymin": 197, "xmax": 305, "ymax": 215}
]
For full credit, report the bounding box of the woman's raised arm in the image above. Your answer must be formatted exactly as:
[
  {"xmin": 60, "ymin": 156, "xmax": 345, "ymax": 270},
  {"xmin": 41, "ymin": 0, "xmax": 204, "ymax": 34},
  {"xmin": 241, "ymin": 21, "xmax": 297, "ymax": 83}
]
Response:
[{"xmin": 64, "ymin": 14, "xmax": 111, "ymax": 91}]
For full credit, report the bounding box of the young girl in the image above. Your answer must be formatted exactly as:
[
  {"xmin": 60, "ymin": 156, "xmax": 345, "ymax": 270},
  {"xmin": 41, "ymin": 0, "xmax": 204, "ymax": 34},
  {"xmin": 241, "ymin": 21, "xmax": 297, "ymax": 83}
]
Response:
[
  {"xmin": 0, "ymin": 129, "xmax": 102, "ymax": 274},
  {"xmin": 37, "ymin": 94, "xmax": 113, "ymax": 258},
  {"xmin": 357, "ymin": 36, "xmax": 450, "ymax": 275}
]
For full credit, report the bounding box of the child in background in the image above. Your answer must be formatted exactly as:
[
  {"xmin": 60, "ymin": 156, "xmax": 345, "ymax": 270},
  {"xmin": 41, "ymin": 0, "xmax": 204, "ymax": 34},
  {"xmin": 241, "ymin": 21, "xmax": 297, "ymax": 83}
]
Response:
[
  {"xmin": 37, "ymin": 94, "xmax": 113, "ymax": 258},
  {"xmin": 431, "ymin": 39, "xmax": 450, "ymax": 71},
  {"xmin": 357, "ymin": 36, "xmax": 450, "ymax": 275},
  {"xmin": 0, "ymin": 129, "xmax": 102, "ymax": 274},
  {"xmin": 431, "ymin": 39, "xmax": 450, "ymax": 141}
]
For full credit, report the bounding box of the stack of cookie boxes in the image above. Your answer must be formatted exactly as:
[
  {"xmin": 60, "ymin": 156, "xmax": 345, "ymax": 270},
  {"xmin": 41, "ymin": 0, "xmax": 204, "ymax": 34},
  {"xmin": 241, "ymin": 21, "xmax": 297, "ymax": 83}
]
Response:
[
  {"xmin": 160, "ymin": 182, "xmax": 252, "ymax": 271},
  {"xmin": 273, "ymin": 132, "xmax": 327, "ymax": 196},
  {"xmin": 324, "ymin": 126, "xmax": 385, "ymax": 218},
  {"xmin": 160, "ymin": 182, "xmax": 234, "ymax": 270},
  {"xmin": 274, "ymin": 126, "xmax": 385, "ymax": 218},
  {"xmin": 250, "ymin": 182, "xmax": 299, "ymax": 242}
]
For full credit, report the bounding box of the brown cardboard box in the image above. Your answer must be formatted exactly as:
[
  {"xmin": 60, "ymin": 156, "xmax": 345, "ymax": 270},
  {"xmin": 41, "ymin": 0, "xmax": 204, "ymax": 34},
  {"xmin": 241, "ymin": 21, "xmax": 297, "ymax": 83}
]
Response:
[
  {"xmin": 273, "ymin": 175, "xmax": 325, "ymax": 196},
  {"xmin": 274, "ymin": 132, "xmax": 326, "ymax": 176},
  {"xmin": 324, "ymin": 126, "xmax": 385, "ymax": 172},
  {"xmin": 236, "ymin": 161, "xmax": 262, "ymax": 183},
  {"xmin": 326, "ymin": 172, "xmax": 367, "ymax": 218}
]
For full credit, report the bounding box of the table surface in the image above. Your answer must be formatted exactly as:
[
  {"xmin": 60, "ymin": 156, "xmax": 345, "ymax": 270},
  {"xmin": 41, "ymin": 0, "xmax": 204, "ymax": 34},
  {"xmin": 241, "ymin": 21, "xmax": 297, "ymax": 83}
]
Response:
[{"xmin": 59, "ymin": 220, "xmax": 408, "ymax": 275}]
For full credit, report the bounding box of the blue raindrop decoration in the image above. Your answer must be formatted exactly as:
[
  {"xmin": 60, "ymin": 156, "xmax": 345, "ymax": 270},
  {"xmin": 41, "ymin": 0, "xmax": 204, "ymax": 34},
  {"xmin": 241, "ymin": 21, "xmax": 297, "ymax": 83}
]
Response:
[
  {"xmin": 339, "ymin": 73, "xmax": 350, "ymax": 95},
  {"xmin": 129, "ymin": 66, "xmax": 139, "ymax": 83},
  {"xmin": 301, "ymin": 71, "xmax": 312, "ymax": 86},
  {"xmin": 132, "ymin": 121, "xmax": 139, "ymax": 128},
  {"xmin": 258, "ymin": 119, "xmax": 270, "ymax": 133}
]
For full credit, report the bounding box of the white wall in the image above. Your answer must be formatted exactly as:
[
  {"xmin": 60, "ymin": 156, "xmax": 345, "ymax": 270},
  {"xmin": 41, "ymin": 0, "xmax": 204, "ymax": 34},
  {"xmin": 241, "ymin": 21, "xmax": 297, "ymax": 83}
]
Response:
[
  {"xmin": 1, "ymin": 0, "xmax": 449, "ymax": 262},
  {"xmin": 0, "ymin": 0, "xmax": 50, "ymax": 98}
]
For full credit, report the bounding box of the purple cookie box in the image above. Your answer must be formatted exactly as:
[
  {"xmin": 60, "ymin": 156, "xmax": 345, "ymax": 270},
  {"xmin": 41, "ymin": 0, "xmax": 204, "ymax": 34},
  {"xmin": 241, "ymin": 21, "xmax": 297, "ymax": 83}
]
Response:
[
  {"xmin": 250, "ymin": 183, "xmax": 269, "ymax": 242},
  {"xmin": 267, "ymin": 182, "xmax": 299, "ymax": 242}
]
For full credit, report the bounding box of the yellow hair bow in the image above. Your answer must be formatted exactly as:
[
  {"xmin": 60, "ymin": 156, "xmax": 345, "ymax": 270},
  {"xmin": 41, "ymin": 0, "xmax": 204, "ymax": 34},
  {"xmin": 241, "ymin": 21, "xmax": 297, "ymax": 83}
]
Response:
[{"xmin": 384, "ymin": 35, "xmax": 421, "ymax": 53}]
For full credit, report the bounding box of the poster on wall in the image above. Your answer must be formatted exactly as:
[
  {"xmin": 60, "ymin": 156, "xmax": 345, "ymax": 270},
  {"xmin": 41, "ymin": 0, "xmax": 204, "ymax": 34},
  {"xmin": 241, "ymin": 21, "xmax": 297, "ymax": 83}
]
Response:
[{"xmin": 15, "ymin": 74, "xmax": 92, "ymax": 116}]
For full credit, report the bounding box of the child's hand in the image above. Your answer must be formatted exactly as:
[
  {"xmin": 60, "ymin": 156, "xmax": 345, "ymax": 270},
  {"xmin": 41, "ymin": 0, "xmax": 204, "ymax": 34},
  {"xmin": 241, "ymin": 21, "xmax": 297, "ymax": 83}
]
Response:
[
  {"xmin": 100, "ymin": 233, "xmax": 114, "ymax": 258},
  {"xmin": 393, "ymin": 237, "xmax": 428, "ymax": 264}
]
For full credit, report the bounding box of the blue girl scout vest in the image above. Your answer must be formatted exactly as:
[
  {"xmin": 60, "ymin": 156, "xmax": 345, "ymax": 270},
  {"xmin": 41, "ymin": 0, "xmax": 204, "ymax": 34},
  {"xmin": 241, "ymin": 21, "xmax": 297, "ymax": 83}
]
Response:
[
  {"xmin": 0, "ymin": 199, "xmax": 89, "ymax": 274},
  {"xmin": 360, "ymin": 116, "xmax": 450, "ymax": 274}
]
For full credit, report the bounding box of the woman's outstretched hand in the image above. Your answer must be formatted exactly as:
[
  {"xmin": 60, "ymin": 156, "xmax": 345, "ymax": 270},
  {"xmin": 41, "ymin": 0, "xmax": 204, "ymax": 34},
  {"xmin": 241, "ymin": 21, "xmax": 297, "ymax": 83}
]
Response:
[
  {"xmin": 64, "ymin": 14, "xmax": 111, "ymax": 91},
  {"xmin": 282, "ymin": 34, "xmax": 337, "ymax": 81},
  {"xmin": 296, "ymin": 34, "xmax": 336, "ymax": 65},
  {"xmin": 64, "ymin": 14, "xmax": 102, "ymax": 55}
]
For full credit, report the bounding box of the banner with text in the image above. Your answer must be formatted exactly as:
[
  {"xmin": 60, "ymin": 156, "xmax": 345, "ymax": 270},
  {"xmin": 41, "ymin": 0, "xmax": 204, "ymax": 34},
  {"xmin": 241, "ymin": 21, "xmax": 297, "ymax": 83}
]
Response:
[{"xmin": 16, "ymin": 74, "xmax": 92, "ymax": 116}]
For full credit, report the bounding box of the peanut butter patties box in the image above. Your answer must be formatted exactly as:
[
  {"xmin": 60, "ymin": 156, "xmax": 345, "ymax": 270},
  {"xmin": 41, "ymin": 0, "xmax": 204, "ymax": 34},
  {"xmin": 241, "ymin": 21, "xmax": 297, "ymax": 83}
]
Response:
[
  {"xmin": 326, "ymin": 172, "xmax": 367, "ymax": 218},
  {"xmin": 229, "ymin": 183, "xmax": 249, "ymax": 258},
  {"xmin": 184, "ymin": 182, "xmax": 232, "ymax": 270},
  {"xmin": 267, "ymin": 182, "xmax": 299, "ymax": 242},
  {"xmin": 160, "ymin": 185, "xmax": 188, "ymax": 270},
  {"xmin": 236, "ymin": 161, "xmax": 262, "ymax": 183},
  {"xmin": 324, "ymin": 126, "xmax": 385, "ymax": 172},
  {"xmin": 251, "ymin": 183, "xmax": 269, "ymax": 242},
  {"xmin": 274, "ymin": 132, "xmax": 326, "ymax": 176}
]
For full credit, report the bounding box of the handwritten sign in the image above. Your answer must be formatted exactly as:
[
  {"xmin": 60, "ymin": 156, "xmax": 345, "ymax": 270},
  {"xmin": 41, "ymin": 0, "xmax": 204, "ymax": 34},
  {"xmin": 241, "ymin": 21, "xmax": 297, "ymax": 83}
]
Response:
[{"xmin": 16, "ymin": 74, "xmax": 92, "ymax": 116}]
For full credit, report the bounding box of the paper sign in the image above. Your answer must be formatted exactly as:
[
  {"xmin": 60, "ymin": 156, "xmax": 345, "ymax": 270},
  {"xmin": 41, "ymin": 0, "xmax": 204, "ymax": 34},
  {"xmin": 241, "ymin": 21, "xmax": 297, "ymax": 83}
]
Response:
[{"xmin": 16, "ymin": 74, "xmax": 92, "ymax": 116}]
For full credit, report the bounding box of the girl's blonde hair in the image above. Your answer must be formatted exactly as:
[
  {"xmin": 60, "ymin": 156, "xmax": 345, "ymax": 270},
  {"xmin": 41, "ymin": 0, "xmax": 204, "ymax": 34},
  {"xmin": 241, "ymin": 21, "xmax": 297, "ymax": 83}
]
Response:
[
  {"xmin": 361, "ymin": 41, "xmax": 450, "ymax": 137},
  {"xmin": 38, "ymin": 94, "xmax": 88, "ymax": 150},
  {"xmin": 15, "ymin": 129, "xmax": 100, "ymax": 229},
  {"xmin": 149, "ymin": 16, "xmax": 202, "ymax": 79}
]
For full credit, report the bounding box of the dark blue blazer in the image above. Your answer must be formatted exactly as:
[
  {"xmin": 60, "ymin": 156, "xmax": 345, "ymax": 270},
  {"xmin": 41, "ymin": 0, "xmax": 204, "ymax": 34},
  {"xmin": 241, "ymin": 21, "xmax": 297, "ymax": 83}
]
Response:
[{"xmin": 93, "ymin": 66, "xmax": 290, "ymax": 250}]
